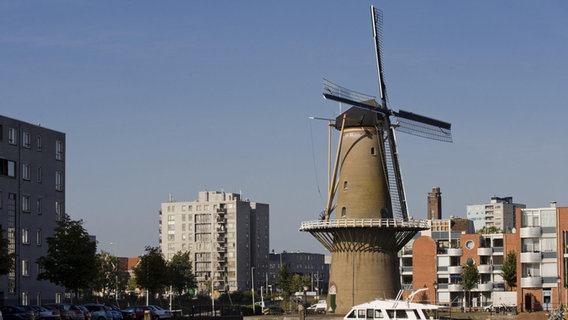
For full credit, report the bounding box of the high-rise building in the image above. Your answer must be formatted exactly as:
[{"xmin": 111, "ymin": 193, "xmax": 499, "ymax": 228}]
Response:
[
  {"xmin": 427, "ymin": 187, "xmax": 442, "ymax": 220},
  {"xmin": 466, "ymin": 196, "xmax": 525, "ymax": 232},
  {"xmin": 0, "ymin": 115, "xmax": 65, "ymax": 305},
  {"xmin": 159, "ymin": 191, "xmax": 269, "ymax": 293}
]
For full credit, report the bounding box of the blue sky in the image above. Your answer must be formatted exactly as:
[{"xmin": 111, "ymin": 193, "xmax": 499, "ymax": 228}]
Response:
[{"xmin": 2, "ymin": 1, "xmax": 567, "ymax": 256}]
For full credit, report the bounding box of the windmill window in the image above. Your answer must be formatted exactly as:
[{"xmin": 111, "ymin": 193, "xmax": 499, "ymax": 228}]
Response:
[
  {"xmin": 341, "ymin": 207, "xmax": 346, "ymax": 217},
  {"xmin": 371, "ymin": 147, "xmax": 376, "ymax": 156},
  {"xmin": 343, "ymin": 181, "xmax": 348, "ymax": 190}
]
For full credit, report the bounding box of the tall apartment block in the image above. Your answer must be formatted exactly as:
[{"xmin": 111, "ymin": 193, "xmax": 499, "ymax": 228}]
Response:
[
  {"xmin": 0, "ymin": 115, "xmax": 65, "ymax": 305},
  {"xmin": 160, "ymin": 191, "xmax": 269, "ymax": 293},
  {"xmin": 466, "ymin": 196, "xmax": 526, "ymax": 232}
]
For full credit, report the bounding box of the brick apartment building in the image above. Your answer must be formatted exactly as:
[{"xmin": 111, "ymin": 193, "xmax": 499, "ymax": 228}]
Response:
[{"xmin": 402, "ymin": 203, "xmax": 568, "ymax": 312}]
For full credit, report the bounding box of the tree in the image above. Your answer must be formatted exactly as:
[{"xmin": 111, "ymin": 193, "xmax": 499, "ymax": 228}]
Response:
[
  {"xmin": 501, "ymin": 251, "xmax": 517, "ymax": 291},
  {"xmin": 167, "ymin": 251, "xmax": 197, "ymax": 296},
  {"xmin": 290, "ymin": 274, "xmax": 311, "ymax": 293},
  {"xmin": 37, "ymin": 214, "xmax": 98, "ymax": 301},
  {"xmin": 133, "ymin": 246, "xmax": 168, "ymax": 300},
  {"xmin": 274, "ymin": 264, "xmax": 293, "ymax": 297},
  {"xmin": 0, "ymin": 228, "xmax": 15, "ymax": 275},
  {"xmin": 460, "ymin": 258, "xmax": 479, "ymax": 310},
  {"xmin": 478, "ymin": 226, "xmax": 502, "ymax": 234},
  {"xmin": 93, "ymin": 251, "xmax": 128, "ymax": 299}
]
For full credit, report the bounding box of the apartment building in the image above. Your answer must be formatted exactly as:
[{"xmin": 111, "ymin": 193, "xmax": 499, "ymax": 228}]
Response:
[
  {"xmin": 400, "ymin": 203, "xmax": 568, "ymax": 312},
  {"xmin": 466, "ymin": 196, "xmax": 526, "ymax": 233},
  {"xmin": 515, "ymin": 204, "xmax": 567, "ymax": 312},
  {"xmin": 0, "ymin": 115, "xmax": 65, "ymax": 305},
  {"xmin": 159, "ymin": 191, "xmax": 269, "ymax": 293},
  {"xmin": 267, "ymin": 251, "xmax": 330, "ymax": 295}
]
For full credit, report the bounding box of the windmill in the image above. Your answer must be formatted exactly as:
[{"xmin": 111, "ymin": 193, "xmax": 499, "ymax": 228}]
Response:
[{"xmin": 300, "ymin": 5, "xmax": 452, "ymax": 314}]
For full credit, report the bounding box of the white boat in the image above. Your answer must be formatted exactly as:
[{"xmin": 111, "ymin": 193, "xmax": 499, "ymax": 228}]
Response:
[{"xmin": 344, "ymin": 288, "xmax": 444, "ymax": 320}]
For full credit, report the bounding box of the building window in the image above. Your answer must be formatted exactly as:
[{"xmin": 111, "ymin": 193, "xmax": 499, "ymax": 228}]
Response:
[
  {"xmin": 37, "ymin": 167, "xmax": 42, "ymax": 183},
  {"xmin": 22, "ymin": 195, "xmax": 31, "ymax": 212},
  {"xmin": 36, "ymin": 229, "xmax": 42, "ymax": 246},
  {"xmin": 22, "ymin": 164, "xmax": 31, "ymax": 181},
  {"xmin": 22, "ymin": 228, "xmax": 30, "ymax": 244},
  {"xmin": 21, "ymin": 292, "xmax": 29, "ymax": 305},
  {"xmin": 8, "ymin": 127, "xmax": 17, "ymax": 145},
  {"xmin": 55, "ymin": 201, "xmax": 63, "ymax": 221},
  {"xmin": 0, "ymin": 159, "xmax": 17, "ymax": 178},
  {"xmin": 37, "ymin": 136, "xmax": 42, "ymax": 151},
  {"xmin": 22, "ymin": 260, "xmax": 30, "ymax": 277},
  {"xmin": 37, "ymin": 198, "xmax": 43, "ymax": 215},
  {"xmin": 56, "ymin": 139, "xmax": 64, "ymax": 160},
  {"xmin": 23, "ymin": 131, "xmax": 31, "ymax": 148},
  {"xmin": 55, "ymin": 171, "xmax": 63, "ymax": 191},
  {"xmin": 341, "ymin": 207, "xmax": 346, "ymax": 218},
  {"xmin": 0, "ymin": 191, "xmax": 2, "ymax": 208}
]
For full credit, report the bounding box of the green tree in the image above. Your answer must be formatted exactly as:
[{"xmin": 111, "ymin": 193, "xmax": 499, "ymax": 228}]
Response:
[
  {"xmin": 0, "ymin": 228, "xmax": 15, "ymax": 275},
  {"xmin": 274, "ymin": 264, "xmax": 293, "ymax": 297},
  {"xmin": 290, "ymin": 274, "xmax": 311, "ymax": 293},
  {"xmin": 501, "ymin": 251, "xmax": 517, "ymax": 291},
  {"xmin": 460, "ymin": 258, "xmax": 479, "ymax": 310},
  {"xmin": 133, "ymin": 246, "xmax": 168, "ymax": 300},
  {"xmin": 93, "ymin": 251, "xmax": 128, "ymax": 299},
  {"xmin": 167, "ymin": 251, "xmax": 197, "ymax": 296},
  {"xmin": 37, "ymin": 214, "xmax": 98, "ymax": 301}
]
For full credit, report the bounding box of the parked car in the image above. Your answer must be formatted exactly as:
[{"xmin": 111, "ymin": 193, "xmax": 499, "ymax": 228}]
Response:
[
  {"xmin": 262, "ymin": 305, "xmax": 284, "ymax": 315},
  {"xmin": 17, "ymin": 306, "xmax": 39, "ymax": 320},
  {"xmin": 75, "ymin": 306, "xmax": 90, "ymax": 320},
  {"xmin": 44, "ymin": 304, "xmax": 85, "ymax": 320},
  {"xmin": 30, "ymin": 306, "xmax": 61, "ymax": 320},
  {"xmin": 103, "ymin": 306, "xmax": 126, "ymax": 320},
  {"xmin": 0, "ymin": 306, "xmax": 35, "ymax": 320},
  {"xmin": 144, "ymin": 306, "xmax": 170, "ymax": 320},
  {"xmin": 81, "ymin": 304, "xmax": 111, "ymax": 320},
  {"xmin": 306, "ymin": 300, "xmax": 327, "ymax": 314},
  {"xmin": 128, "ymin": 306, "xmax": 170, "ymax": 320},
  {"xmin": 113, "ymin": 308, "xmax": 134, "ymax": 320}
]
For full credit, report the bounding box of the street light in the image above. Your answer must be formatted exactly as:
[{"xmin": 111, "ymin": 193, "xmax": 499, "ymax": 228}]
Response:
[
  {"xmin": 433, "ymin": 282, "xmax": 438, "ymax": 305},
  {"xmin": 558, "ymin": 277, "xmax": 562, "ymax": 308}
]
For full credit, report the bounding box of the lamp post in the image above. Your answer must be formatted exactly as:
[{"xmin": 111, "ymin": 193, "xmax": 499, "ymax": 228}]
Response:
[
  {"xmin": 558, "ymin": 277, "xmax": 562, "ymax": 308},
  {"xmin": 433, "ymin": 282, "xmax": 438, "ymax": 305},
  {"xmin": 251, "ymin": 267, "xmax": 256, "ymax": 314}
]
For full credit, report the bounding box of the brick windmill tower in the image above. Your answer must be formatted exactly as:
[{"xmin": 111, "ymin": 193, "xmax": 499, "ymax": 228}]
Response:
[{"xmin": 300, "ymin": 6, "xmax": 452, "ymax": 314}]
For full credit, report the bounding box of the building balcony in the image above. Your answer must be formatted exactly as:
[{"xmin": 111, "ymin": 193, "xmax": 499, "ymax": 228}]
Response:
[
  {"xmin": 448, "ymin": 284, "xmax": 464, "ymax": 292},
  {"xmin": 521, "ymin": 276, "xmax": 543, "ymax": 288},
  {"xmin": 520, "ymin": 252, "xmax": 542, "ymax": 263},
  {"xmin": 477, "ymin": 247, "xmax": 493, "ymax": 256},
  {"xmin": 400, "ymin": 266, "xmax": 413, "ymax": 274},
  {"xmin": 478, "ymin": 264, "xmax": 493, "ymax": 273},
  {"xmin": 477, "ymin": 282, "xmax": 493, "ymax": 291},
  {"xmin": 448, "ymin": 266, "xmax": 463, "ymax": 274},
  {"xmin": 447, "ymin": 248, "xmax": 463, "ymax": 256},
  {"xmin": 520, "ymin": 226, "xmax": 542, "ymax": 238}
]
